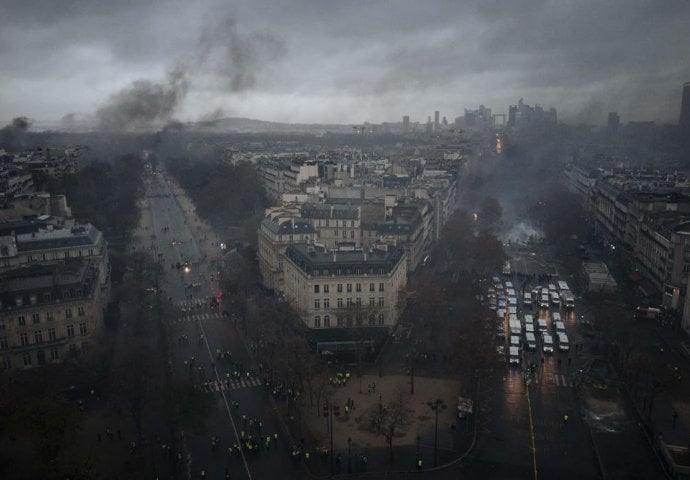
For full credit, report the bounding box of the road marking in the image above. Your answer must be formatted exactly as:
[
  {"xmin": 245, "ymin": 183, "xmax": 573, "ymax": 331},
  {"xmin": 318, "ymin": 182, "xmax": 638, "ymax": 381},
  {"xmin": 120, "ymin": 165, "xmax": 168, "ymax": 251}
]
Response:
[{"xmin": 525, "ymin": 382, "xmax": 539, "ymax": 480}]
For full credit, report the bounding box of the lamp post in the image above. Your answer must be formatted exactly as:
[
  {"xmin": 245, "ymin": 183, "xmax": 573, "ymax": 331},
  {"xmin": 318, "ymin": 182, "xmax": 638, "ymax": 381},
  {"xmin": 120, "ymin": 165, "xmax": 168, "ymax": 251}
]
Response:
[
  {"xmin": 347, "ymin": 436, "xmax": 352, "ymax": 473},
  {"xmin": 427, "ymin": 399, "xmax": 447, "ymax": 467},
  {"xmin": 323, "ymin": 401, "xmax": 340, "ymax": 474}
]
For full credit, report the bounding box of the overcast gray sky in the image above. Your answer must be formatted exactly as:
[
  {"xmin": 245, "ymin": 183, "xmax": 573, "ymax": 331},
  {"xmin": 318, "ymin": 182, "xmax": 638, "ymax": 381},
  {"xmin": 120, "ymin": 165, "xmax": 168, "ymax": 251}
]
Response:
[{"xmin": 1, "ymin": 0, "xmax": 689, "ymax": 127}]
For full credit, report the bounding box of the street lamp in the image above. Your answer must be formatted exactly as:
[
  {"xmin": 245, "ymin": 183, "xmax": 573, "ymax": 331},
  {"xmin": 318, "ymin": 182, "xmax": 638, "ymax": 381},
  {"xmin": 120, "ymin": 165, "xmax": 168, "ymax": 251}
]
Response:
[
  {"xmin": 347, "ymin": 436, "xmax": 352, "ymax": 473},
  {"xmin": 323, "ymin": 401, "xmax": 340, "ymax": 474},
  {"xmin": 427, "ymin": 399, "xmax": 447, "ymax": 467}
]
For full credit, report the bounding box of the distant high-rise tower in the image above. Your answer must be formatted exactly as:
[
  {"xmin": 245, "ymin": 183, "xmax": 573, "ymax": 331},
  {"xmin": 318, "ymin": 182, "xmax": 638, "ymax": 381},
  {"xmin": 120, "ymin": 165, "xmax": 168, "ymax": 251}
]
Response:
[
  {"xmin": 402, "ymin": 115, "xmax": 410, "ymax": 131},
  {"xmin": 508, "ymin": 105, "xmax": 517, "ymax": 127},
  {"xmin": 607, "ymin": 112, "xmax": 620, "ymax": 132},
  {"xmin": 680, "ymin": 83, "xmax": 690, "ymax": 133},
  {"xmin": 434, "ymin": 111, "xmax": 440, "ymax": 128},
  {"xmin": 426, "ymin": 116, "xmax": 433, "ymax": 134}
]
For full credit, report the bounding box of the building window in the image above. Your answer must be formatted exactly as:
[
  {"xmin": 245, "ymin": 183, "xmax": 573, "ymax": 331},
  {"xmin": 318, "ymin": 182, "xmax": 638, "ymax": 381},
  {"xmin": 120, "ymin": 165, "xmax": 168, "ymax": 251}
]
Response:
[
  {"xmin": 324, "ymin": 298, "xmax": 330, "ymax": 309},
  {"xmin": 347, "ymin": 284, "xmax": 352, "ymax": 293},
  {"xmin": 356, "ymin": 283, "xmax": 362, "ymax": 292},
  {"xmin": 335, "ymin": 230, "xmax": 338, "ymax": 237},
  {"xmin": 324, "ymin": 285, "xmax": 330, "ymax": 293},
  {"xmin": 337, "ymin": 284, "xmax": 343, "ymax": 293},
  {"xmin": 369, "ymin": 297, "xmax": 375, "ymax": 306},
  {"xmin": 356, "ymin": 298, "xmax": 362, "ymax": 307},
  {"xmin": 23, "ymin": 352, "xmax": 31, "ymax": 366},
  {"xmin": 379, "ymin": 283, "xmax": 385, "ymax": 292},
  {"xmin": 2, "ymin": 356, "xmax": 11, "ymax": 370},
  {"xmin": 378, "ymin": 314, "xmax": 385, "ymax": 325},
  {"xmin": 337, "ymin": 316, "xmax": 344, "ymax": 327},
  {"xmin": 346, "ymin": 298, "xmax": 352, "ymax": 307},
  {"xmin": 314, "ymin": 299, "xmax": 320, "ymax": 309},
  {"xmin": 369, "ymin": 283, "xmax": 375, "ymax": 292},
  {"xmin": 378, "ymin": 297, "xmax": 385, "ymax": 307},
  {"xmin": 314, "ymin": 316, "xmax": 321, "ymax": 328},
  {"xmin": 351, "ymin": 231, "xmax": 355, "ymax": 239},
  {"xmin": 314, "ymin": 285, "xmax": 320, "ymax": 293},
  {"xmin": 65, "ymin": 308, "xmax": 73, "ymax": 319},
  {"xmin": 44, "ymin": 293, "xmax": 51, "ymax": 302},
  {"xmin": 337, "ymin": 298, "xmax": 343, "ymax": 308},
  {"xmin": 67, "ymin": 325, "xmax": 75, "ymax": 337},
  {"xmin": 324, "ymin": 315, "xmax": 330, "ymax": 327},
  {"xmin": 0, "ymin": 337, "xmax": 7, "ymax": 350},
  {"xmin": 78, "ymin": 306, "xmax": 85, "ymax": 316},
  {"xmin": 50, "ymin": 348, "xmax": 59, "ymax": 361},
  {"xmin": 32, "ymin": 313, "xmax": 40, "ymax": 324},
  {"xmin": 36, "ymin": 350, "xmax": 46, "ymax": 365},
  {"xmin": 368, "ymin": 315, "xmax": 376, "ymax": 326},
  {"xmin": 79, "ymin": 323, "xmax": 87, "ymax": 336},
  {"xmin": 69, "ymin": 344, "xmax": 77, "ymax": 357},
  {"xmin": 17, "ymin": 315, "xmax": 26, "ymax": 326},
  {"xmin": 34, "ymin": 331, "xmax": 43, "ymax": 344},
  {"xmin": 47, "ymin": 312, "xmax": 54, "ymax": 321},
  {"xmin": 48, "ymin": 328, "xmax": 56, "ymax": 341},
  {"xmin": 342, "ymin": 231, "xmax": 347, "ymax": 239},
  {"xmin": 19, "ymin": 332, "xmax": 29, "ymax": 346}
]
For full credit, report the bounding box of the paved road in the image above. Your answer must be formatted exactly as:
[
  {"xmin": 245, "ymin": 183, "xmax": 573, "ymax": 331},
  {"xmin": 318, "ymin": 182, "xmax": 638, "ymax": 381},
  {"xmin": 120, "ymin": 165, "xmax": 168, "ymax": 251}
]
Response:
[{"xmin": 144, "ymin": 171, "xmax": 301, "ymax": 479}]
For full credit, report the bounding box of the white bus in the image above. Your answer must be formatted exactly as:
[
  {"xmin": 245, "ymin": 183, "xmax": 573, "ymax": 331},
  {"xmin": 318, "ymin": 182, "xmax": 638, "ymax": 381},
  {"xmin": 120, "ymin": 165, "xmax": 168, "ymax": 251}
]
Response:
[{"xmin": 557, "ymin": 280, "xmax": 570, "ymax": 293}]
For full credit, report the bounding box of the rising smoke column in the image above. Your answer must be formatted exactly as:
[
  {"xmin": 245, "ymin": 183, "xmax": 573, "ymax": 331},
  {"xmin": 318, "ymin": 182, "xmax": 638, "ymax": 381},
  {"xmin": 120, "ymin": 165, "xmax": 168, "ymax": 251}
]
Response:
[
  {"xmin": 93, "ymin": 14, "xmax": 285, "ymax": 132},
  {"xmin": 0, "ymin": 116, "xmax": 32, "ymax": 151},
  {"xmin": 95, "ymin": 69, "xmax": 189, "ymax": 132}
]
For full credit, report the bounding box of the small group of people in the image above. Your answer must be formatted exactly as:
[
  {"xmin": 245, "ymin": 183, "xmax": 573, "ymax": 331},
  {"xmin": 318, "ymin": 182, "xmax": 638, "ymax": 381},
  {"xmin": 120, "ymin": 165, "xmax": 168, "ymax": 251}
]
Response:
[{"xmin": 330, "ymin": 371, "xmax": 351, "ymax": 387}]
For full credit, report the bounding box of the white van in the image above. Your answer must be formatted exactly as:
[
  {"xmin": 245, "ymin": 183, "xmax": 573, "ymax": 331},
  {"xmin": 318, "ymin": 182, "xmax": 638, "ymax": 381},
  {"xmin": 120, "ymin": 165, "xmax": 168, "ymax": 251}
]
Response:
[
  {"xmin": 557, "ymin": 333, "xmax": 570, "ymax": 352},
  {"xmin": 537, "ymin": 319, "xmax": 548, "ymax": 333},
  {"xmin": 510, "ymin": 335, "xmax": 521, "ymax": 350},
  {"xmin": 524, "ymin": 314, "xmax": 534, "ymax": 326},
  {"xmin": 509, "ymin": 346, "xmax": 520, "ymax": 365},
  {"xmin": 525, "ymin": 323, "xmax": 535, "ymax": 334},
  {"xmin": 552, "ymin": 312, "xmax": 561, "ymax": 322},
  {"xmin": 550, "ymin": 292, "xmax": 561, "ymax": 307},
  {"xmin": 554, "ymin": 321, "xmax": 566, "ymax": 335},
  {"xmin": 542, "ymin": 333, "xmax": 554, "ymax": 353},
  {"xmin": 563, "ymin": 292, "xmax": 575, "ymax": 309},
  {"xmin": 523, "ymin": 292, "xmax": 533, "ymax": 307},
  {"xmin": 540, "ymin": 294, "xmax": 550, "ymax": 309},
  {"xmin": 525, "ymin": 332, "xmax": 537, "ymax": 351}
]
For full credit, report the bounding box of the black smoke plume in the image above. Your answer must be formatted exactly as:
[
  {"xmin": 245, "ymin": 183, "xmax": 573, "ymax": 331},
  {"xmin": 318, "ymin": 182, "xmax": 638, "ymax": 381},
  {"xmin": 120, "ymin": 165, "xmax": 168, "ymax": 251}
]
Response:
[{"xmin": 0, "ymin": 116, "xmax": 32, "ymax": 151}]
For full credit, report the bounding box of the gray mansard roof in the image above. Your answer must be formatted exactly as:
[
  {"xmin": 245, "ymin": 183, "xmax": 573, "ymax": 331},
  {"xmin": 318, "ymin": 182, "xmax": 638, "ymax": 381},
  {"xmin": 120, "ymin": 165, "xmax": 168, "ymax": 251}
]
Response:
[{"xmin": 284, "ymin": 244, "xmax": 404, "ymax": 277}]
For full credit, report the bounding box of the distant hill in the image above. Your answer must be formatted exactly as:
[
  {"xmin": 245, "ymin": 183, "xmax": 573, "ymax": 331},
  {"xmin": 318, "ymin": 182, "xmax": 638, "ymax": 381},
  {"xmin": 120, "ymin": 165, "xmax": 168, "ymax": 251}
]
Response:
[{"xmin": 191, "ymin": 117, "xmax": 357, "ymax": 134}]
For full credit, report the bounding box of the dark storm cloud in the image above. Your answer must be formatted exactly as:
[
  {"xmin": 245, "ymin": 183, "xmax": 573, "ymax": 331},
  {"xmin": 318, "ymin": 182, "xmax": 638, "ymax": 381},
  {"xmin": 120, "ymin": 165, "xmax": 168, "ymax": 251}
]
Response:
[{"xmin": 1, "ymin": 0, "xmax": 689, "ymax": 124}]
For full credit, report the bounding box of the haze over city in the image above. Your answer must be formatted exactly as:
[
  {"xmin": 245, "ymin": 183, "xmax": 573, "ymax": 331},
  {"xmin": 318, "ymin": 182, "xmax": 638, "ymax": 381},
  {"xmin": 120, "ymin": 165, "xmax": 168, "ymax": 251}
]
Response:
[{"xmin": 2, "ymin": 0, "xmax": 690, "ymax": 126}]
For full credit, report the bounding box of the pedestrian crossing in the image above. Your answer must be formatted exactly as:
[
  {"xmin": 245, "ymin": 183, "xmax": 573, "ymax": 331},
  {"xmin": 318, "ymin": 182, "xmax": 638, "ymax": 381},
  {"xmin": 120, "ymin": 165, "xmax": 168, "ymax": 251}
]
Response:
[
  {"xmin": 535, "ymin": 373, "xmax": 574, "ymax": 388},
  {"xmin": 196, "ymin": 376, "xmax": 263, "ymax": 393},
  {"xmin": 166, "ymin": 312, "xmax": 223, "ymax": 325}
]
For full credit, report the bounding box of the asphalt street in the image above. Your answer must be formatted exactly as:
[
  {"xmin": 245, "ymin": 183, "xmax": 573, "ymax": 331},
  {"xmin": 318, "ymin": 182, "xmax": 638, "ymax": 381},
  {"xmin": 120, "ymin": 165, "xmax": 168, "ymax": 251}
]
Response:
[{"xmin": 143, "ymin": 171, "xmax": 302, "ymax": 479}]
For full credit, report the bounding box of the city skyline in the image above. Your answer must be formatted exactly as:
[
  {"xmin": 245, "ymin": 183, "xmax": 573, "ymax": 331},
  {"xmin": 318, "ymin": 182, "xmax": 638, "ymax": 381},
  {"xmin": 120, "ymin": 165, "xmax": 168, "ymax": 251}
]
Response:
[{"xmin": 1, "ymin": 0, "xmax": 690, "ymax": 127}]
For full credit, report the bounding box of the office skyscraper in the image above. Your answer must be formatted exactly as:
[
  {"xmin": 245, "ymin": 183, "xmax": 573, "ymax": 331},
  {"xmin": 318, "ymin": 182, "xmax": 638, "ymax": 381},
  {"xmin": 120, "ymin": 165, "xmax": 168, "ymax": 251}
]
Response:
[
  {"xmin": 608, "ymin": 112, "xmax": 620, "ymax": 132},
  {"xmin": 680, "ymin": 83, "xmax": 690, "ymax": 133},
  {"xmin": 434, "ymin": 111, "xmax": 440, "ymax": 128},
  {"xmin": 402, "ymin": 115, "xmax": 410, "ymax": 131}
]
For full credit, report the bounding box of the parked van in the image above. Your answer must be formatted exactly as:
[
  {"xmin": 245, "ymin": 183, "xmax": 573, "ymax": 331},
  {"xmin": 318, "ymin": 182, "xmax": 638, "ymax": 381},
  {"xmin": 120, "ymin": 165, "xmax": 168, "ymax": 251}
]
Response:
[
  {"xmin": 542, "ymin": 333, "xmax": 554, "ymax": 353},
  {"xmin": 563, "ymin": 292, "xmax": 575, "ymax": 309},
  {"xmin": 509, "ymin": 346, "xmax": 520, "ymax": 366},
  {"xmin": 525, "ymin": 332, "xmax": 537, "ymax": 351},
  {"xmin": 554, "ymin": 321, "xmax": 566, "ymax": 335},
  {"xmin": 537, "ymin": 319, "xmax": 548, "ymax": 333},
  {"xmin": 523, "ymin": 292, "xmax": 533, "ymax": 307},
  {"xmin": 539, "ymin": 294, "xmax": 550, "ymax": 309},
  {"xmin": 525, "ymin": 323, "xmax": 535, "ymax": 334},
  {"xmin": 550, "ymin": 292, "xmax": 561, "ymax": 307},
  {"xmin": 510, "ymin": 334, "xmax": 521, "ymax": 348},
  {"xmin": 557, "ymin": 333, "xmax": 570, "ymax": 352},
  {"xmin": 524, "ymin": 314, "xmax": 534, "ymax": 326},
  {"xmin": 552, "ymin": 312, "xmax": 561, "ymax": 323}
]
